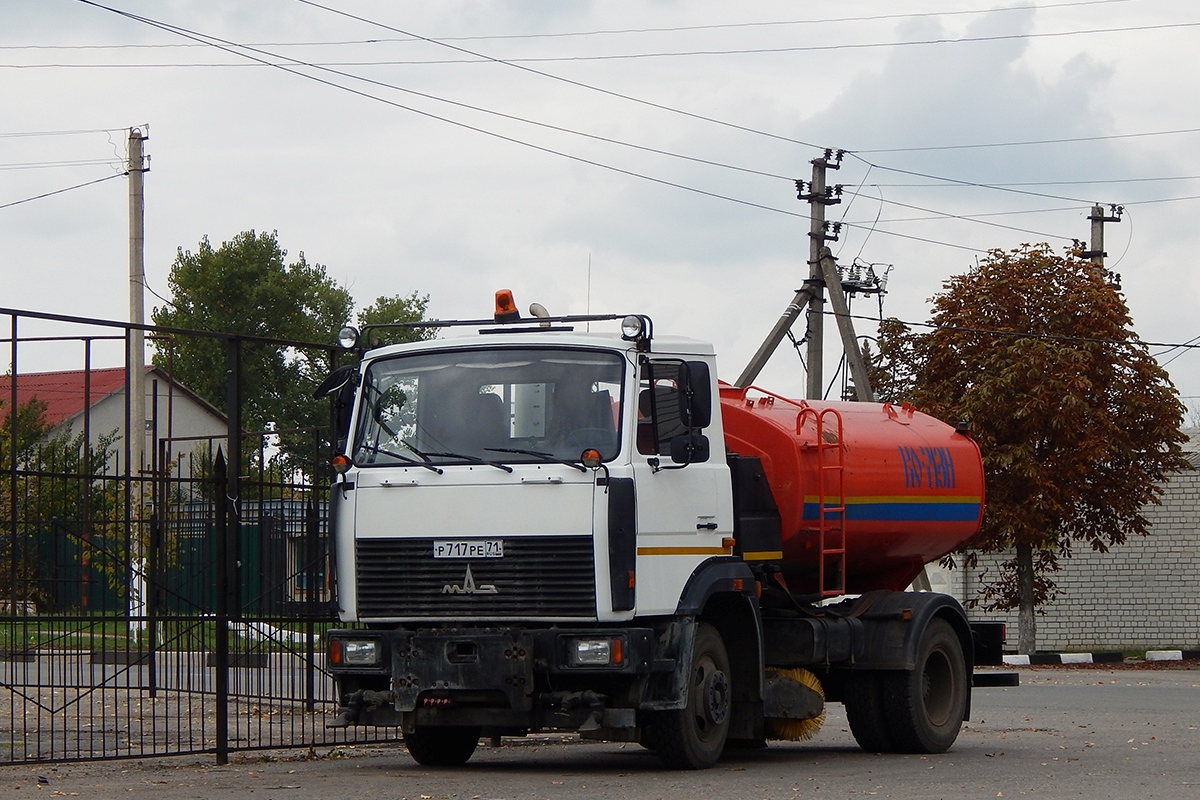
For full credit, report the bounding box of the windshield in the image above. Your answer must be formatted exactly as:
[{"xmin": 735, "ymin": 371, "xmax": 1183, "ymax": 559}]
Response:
[{"xmin": 351, "ymin": 347, "xmax": 625, "ymax": 467}]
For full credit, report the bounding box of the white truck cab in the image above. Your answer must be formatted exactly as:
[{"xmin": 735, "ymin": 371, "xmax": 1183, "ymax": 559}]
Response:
[{"xmin": 330, "ymin": 325, "xmax": 733, "ymax": 624}]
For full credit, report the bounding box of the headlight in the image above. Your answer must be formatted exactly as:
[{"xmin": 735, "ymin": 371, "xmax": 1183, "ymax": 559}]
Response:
[
  {"xmin": 331, "ymin": 638, "xmax": 380, "ymax": 666},
  {"xmin": 567, "ymin": 636, "xmax": 624, "ymax": 667}
]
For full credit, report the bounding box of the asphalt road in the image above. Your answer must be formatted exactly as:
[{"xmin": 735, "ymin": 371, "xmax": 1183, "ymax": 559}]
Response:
[{"xmin": 7, "ymin": 666, "xmax": 1198, "ymax": 800}]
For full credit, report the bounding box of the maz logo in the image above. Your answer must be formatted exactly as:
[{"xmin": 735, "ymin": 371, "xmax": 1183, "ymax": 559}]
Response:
[{"xmin": 442, "ymin": 564, "xmax": 498, "ymax": 595}]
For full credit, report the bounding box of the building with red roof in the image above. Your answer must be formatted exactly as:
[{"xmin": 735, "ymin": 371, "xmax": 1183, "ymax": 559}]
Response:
[{"xmin": 0, "ymin": 365, "xmax": 227, "ymax": 471}]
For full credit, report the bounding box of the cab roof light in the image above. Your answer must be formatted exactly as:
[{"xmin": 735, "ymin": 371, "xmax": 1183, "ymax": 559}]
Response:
[
  {"xmin": 620, "ymin": 315, "xmax": 653, "ymax": 350},
  {"xmin": 337, "ymin": 325, "xmax": 360, "ymax": 350},
  {"xmin": 495, "ymin": 289, "xmax": 521, "ymax": 323}
]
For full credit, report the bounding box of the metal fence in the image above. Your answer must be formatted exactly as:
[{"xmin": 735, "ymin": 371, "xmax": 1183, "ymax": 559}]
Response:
[{"xmin": 1, "ymin": 307, "xmax": 398, "ymax": 764}]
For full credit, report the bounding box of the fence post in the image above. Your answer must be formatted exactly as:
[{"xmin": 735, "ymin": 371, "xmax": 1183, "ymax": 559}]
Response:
[
  {"xmin": 213, "ymin": 447, "xmax": 229, "ymax": 764},
  {"xmin": 305, "ymin": 495, "xmax": 318, "ymax": 711},
  {"xmin": 214, "ymin": 335, "xmax": 243, "ymax": 765},
  {"xmin": 148, "ymin": 509, "xmax": 159, "ymax": 697}
]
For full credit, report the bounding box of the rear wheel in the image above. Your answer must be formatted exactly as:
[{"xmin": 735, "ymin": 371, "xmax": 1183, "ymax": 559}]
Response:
[
  {"xmin": 882, "ymin": 618, "xmax": 968, "ymax": 753},
  {"xmin": 404, "ymin": 725, "xmax": 481, "ymax": 766},
  {"xmin": 844, "ymin": 672, "xmax": 895, "ymax": 753},
  {"xmin": 653, "ymin": 622, "xmax": 732, "ymax": 770}
]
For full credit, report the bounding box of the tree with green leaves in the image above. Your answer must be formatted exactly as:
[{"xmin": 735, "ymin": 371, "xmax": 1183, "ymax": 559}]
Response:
[
  {"xmin": 2, "ymin": 397, "xmax": 130, "ymax": 610},
  {"xmin": 873, "ymin": 243, "xmax": 1186, "ymax": 654},
  {"xmin": 151, "ymin": 230, "xmax": 430, "ymax": 468}
]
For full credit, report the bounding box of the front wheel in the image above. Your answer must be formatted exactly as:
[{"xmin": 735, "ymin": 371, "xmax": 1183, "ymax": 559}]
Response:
[
  {"xmin": 404, "ymin": 725, "xmax": 481, "ymax": 766},
  {"xmin": 882, "ymin": 618, "xmax": 968, "ymax": 753},
  {"xmin": 653, "ymin": 622, "xmax": 732, "ymax": 770}
]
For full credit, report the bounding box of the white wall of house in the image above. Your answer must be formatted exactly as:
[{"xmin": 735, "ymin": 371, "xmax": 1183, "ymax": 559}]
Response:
[{"xmin": 50, "ymin": 371, "xmax": 226, "ymax": 473}]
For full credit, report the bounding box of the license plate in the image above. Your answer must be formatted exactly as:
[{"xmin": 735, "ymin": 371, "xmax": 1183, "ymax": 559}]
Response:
[{"xmin": 433, "ymin": 539, "xmax": 504, "ymax": 559}]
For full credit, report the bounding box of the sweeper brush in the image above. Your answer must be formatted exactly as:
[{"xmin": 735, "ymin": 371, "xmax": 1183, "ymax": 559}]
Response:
[{"xmin": 764, "ymin": 667, "xmax": 826, "ymax": 741}]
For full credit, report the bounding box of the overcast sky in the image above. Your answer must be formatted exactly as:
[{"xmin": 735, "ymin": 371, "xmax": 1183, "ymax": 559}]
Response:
[{"xmin": 3, "ymin": 0, "xmax": 1199, "ymax": 410}]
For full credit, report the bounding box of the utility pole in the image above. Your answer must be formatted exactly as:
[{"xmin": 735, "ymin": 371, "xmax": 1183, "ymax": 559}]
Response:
[
  {"xmin": 737, "ymin": 149, "xmax": 873, "ymax": 395},
  {"xmin": 127, "ymin": 126, "xmax": 149, "ymax": 637},
  {"xmin": 1081, "ymin": 203, "xmax": 1123, "ymax": 287},
  {"xmin": 128, "ymin": 126, "xmax": 148, "ymax": 475},
  {"xmin": 800, "ymin": 150, "xmax": 843, "ymax": 399}
]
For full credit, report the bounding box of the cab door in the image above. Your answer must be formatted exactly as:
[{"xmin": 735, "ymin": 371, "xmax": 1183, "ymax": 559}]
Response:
[{"xmin": 630, "ymin": 357, "xmax": 732, "ymax": 614}]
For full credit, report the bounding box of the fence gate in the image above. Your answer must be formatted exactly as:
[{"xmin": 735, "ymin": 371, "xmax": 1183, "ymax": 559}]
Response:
[{"xmin": 1, "ymin": 308, "xmax": 399, "ymax": 763}]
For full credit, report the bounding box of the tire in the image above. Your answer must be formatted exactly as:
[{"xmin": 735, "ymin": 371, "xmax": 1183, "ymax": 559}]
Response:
[
  {"xmin": 844, "ymin": 672, "xmax": 896, "ymax": 753},
  {"xmin": 637, "ymin": 715, "xmax": 660, "ymax": 751},
  {"xmin": 404, "ymin": 726, "xmax": 481, "ymax": 767},
  {"xmin": 882, "ymin": 618, "xmax": 969, "ymax": 754},
  {"xmin": 653, "ymin": 622, "xmax": 732, "ymax": 770}
]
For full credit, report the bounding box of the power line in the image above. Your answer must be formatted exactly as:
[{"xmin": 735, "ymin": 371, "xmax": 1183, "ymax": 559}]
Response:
[
  {"xmin": 855, "ymin": 126, "xmax": 1200, "ymax": 154},
  {"xmin": 838, "ymin": 222, "xmax": 986, "ymax": 253},
  {"xmin": 291, "ymin": 0, "xmax": 830, "ymax": 152},
  {"xmin": 365, "ymin": 0, "xmax": 1141, "ymax": 42},
  {"xmin": 63, "ymin": 2, "xmax": 1142, "ymax": 259},
  {"xmin": 39, "ymin": 3, "xmax": 1185, "ymax": 169},
  {"xmin": 1121, "ymin": 192, "xmax": 1200, "ymax": 206},
  {"xmin": 848, "ymin": 204, "xmax": 1087, "ymax": 225},
  {"xmin": 0, "ymin": 172, "xmax": 126, "ymax": 211},
  {"xmin": 16, "ymin": 15, "xmax": 1198, "ymax": 67},
  {"xmin": 64, "ymin": 2, "xmax": 813, "ymax": 190},
  {"xmin": 0, "ymin": 158, "xmax": 126, "ymax": 171},
  {"xmin": 71, "ymin": 3, "xmax": 1011, "ymax": 258},
  {"xmin": 3, "ymin": 1, "xmax": 1142, "ymax": 53},
  {"xmin": 868, "ymin": 174, "xmax": 1200, "ymax": 189},
  {"xmin": 836, "ymin": 309, "xmax": 1200, "ymax": 354},
  {"xmin": 32, "ymin": 5, "xmax": 1187, "ymax": 223},
  {"xmin": 72, "ymin": 1, "xmax": 818, "ymax": 223},
  {"xmin": 0, "ymin": 126, "xmax": 128, "ymax": 138},
  {"xmin": 284, "ymin": 0, "xmax": 1172, "ymax": 238},
  {"xmin": 840, "ymin": 192, "xmax": 1078, "ymax": 242},
  {"xmin": 388, "ymin": 21, "xmax": 1200, "ymax": 64},
  {"xmin": 289, "ymin": 0, "xmax": 1200, "ymax": 229},
  {"xmin": 1152, "ymin": 333, "xmax": 1200, "ymax": 360},
  {"xmin": 848, "ymin": 153, "xmax": 1099, "ymax": 204},
  {"xmin": 5, "ymin": 0, "xmax": 1140, "ymax": 49}
]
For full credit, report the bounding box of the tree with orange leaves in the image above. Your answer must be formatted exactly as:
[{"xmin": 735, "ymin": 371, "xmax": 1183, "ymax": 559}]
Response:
[{"xmin": 873, "ymin": 243, "xmax": 1186, "ymax": 654}]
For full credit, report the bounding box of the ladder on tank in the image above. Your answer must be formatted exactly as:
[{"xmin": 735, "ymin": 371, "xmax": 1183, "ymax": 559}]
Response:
[{"xmin": 798, "ymin": 406, "xmax": 847, "ymax": 598}]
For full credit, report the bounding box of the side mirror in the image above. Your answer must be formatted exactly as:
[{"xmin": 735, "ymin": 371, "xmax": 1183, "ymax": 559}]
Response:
[
  {"xmin": 315, "ymin": 364, "xmax": 359, "ymax": 441},
  {"xmin": 314, "ymin": 364, "xmax": 357, "ymax": 399},
  {"xmin": 670, "ymin": 433, "xmax": 710, "ymax": 465},
  {"xmin": 677, "ymin": 361, "xmax": 712, "ymax": 429}
]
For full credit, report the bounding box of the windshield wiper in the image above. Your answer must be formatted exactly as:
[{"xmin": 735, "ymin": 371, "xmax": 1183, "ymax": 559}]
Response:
[
  {"xmin": 485, "ymin": 447, "xmax": 588, "ymax": 473},
  {"xmin": 404, "ymin": 442, "xmax": 513, "ymax": 474},
  {"xmin": 421, "ymin": 451, "xmax": 514, "ymax": 473},
  {"xmin": 355, "ymin": 444, "xmax": 443, "ymax": 474}
]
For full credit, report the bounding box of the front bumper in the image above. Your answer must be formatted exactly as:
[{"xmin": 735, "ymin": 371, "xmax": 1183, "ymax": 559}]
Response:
[{"xmin": 328, "ymin": 626, "xmax": 666, "ymax": 733}]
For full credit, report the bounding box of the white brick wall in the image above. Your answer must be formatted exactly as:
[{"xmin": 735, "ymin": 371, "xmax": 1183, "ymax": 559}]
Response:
[{"xmin": 931, "ymin": 468, "xmax": 1200, "ymax": 652}]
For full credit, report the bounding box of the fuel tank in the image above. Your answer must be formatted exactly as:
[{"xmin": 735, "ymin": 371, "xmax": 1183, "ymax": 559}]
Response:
[{"xmin": 719, "ymin": 385, "xmax": 984, "ymax": 594}]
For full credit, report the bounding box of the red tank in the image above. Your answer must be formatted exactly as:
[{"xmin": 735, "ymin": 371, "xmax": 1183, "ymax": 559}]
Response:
[{"xmin": 719, "ymin": 384, "xmax": 985, "ymax": 594}]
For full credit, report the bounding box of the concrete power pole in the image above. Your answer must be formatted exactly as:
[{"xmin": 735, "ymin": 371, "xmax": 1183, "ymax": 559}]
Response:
[
  {"xmin": 128, "ymin": 126, "xmax": 148, "ymax": 477},
  {"xmin": 127, "ymin": 126, "xmax": 148, "ymax": 635},
  {"xmin": 800, "ymin": 150, "xmax": 843, "ymax": 399},
  {"xmin": 1082, "ymin": 203, "xmax": 1123, "ymax": 287},
  {"xmin": 736, "ymin": 149, "xmax": 875, "ymax": 401}
]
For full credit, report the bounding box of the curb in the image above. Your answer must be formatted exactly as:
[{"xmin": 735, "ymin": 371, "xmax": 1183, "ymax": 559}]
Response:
[
  {"xmin": 1145, "ymin": 649, "xmax": 1200, "ymax": 662},
  {"xmin": 1003, "ymin": 650, "xmax": 1200, "ymax": 666}
]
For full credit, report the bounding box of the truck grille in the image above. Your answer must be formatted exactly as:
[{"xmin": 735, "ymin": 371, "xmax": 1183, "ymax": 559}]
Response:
[{"xmin": 355, "ymin": 535, "xmax": 596, "ymax": 619}]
